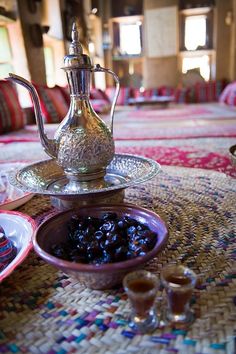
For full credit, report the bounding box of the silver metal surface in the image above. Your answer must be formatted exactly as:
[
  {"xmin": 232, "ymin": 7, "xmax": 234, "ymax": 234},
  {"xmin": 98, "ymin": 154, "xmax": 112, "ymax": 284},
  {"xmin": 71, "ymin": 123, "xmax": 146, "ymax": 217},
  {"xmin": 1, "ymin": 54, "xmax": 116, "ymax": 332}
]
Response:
[
  {"xmin": 9, "ymin": 154, "xmax": 161, "ymax": 197},
  {"xmin": 63, "ymin": 22, "xmax": 92, "ymax": 69},
  {"xmin": 50, "ymin": 190, "xmax": 125, "ymax": 210},
  {"xmin": 6, "ymin": 21, "xmax": 120, "ymax": 183}
]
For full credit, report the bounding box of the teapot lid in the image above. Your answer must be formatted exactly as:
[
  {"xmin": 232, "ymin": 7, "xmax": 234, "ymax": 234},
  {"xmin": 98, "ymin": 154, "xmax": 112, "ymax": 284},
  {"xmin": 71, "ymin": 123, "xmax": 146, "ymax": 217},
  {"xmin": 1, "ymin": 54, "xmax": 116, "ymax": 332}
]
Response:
[{"xmin": 63, "ymin": 22, "xmax": 92, "ymax": 69}]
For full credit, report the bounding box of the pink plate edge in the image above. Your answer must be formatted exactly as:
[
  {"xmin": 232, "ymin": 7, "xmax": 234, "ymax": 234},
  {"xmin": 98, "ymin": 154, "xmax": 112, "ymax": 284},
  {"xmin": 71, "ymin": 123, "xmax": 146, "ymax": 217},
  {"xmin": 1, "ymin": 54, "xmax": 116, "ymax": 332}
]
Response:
[
  {"xmin": 0, "ymin": 210, "xmax": 37, "ymax": 282},
  {"xmin": 0, "ymin": 192, "xmax": 34, "ymax": 210}
]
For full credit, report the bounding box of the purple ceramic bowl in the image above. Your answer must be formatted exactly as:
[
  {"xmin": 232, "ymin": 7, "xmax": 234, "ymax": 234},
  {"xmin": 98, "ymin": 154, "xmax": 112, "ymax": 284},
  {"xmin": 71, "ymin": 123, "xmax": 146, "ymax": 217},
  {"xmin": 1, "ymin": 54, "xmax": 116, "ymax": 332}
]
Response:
[
  {"xmin": 229, "ymin": 144, "xmax": 236, "ymax": 167},
  {"xmin": 33, "ymin": 203, "xmax": 168, "ymax": 290}
]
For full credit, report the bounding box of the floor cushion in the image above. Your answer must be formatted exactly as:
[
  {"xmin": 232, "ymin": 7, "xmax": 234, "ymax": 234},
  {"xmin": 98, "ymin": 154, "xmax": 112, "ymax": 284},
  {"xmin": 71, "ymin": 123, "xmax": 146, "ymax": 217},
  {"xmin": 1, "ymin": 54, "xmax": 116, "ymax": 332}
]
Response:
[
  {"xmin": 105, "ymin": 87, "xmax": 130, "ymax": 105},
  {"xmin": 91, "ymin": 88, "xmax": 110, "ymax": 103},
  {"xmin": 130, "ymin": 88, "xmax": 159, "ymax": 99},
  {"xmin": 0, "ymin": 80, "xmax": 26, "ymax": 134},
  {"xmin": 35, "ymin": 85, "xmax": 69, "ymax": 123},
  {"xmin": 59, "ymin": 86, "xmax": 70, "ymax": 105},
  {"xmin": 194, "ymin": 80, "xmax": 227, "ymax": 103},
  {"xmin": 91, "ymin": 99, "xmax": 111, "ymax": 114}
]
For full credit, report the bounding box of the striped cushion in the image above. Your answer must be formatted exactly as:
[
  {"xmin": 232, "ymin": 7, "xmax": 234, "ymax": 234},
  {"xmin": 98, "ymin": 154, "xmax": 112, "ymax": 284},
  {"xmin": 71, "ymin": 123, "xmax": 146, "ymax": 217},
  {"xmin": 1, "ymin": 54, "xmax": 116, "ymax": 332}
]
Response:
[
  {"xmin": 91, "ymin": 88, "xmax": 110, "ymax": 103},
  {"xmin": 130, "ymin": 88, "xmax": 159, "ymax": 99},
  {"xmin": 105, "ymin": 87, "xmax": 130, "ymax": 105},
  {"xmin": 91, "ymin": 99, "xmax": 111, "ymax": 113},
  {"xmin": 35, "ymin": 85, "xmax": 69, "ymax": 123},
  {"xmin": 194, "ymin": 80, "xmax": 227, "ymax": 103},
  {"xmin": 0, "ymin": 80, "xmax": 25, "ymax": 134},
  {"xmin": 143, "ymin": 88, "xmax": 158, "ymax": 97},
  {"xmin": 174, "ymin": 87, "xmax": 191, "ymax": 103},
  {"xmin": 59, "ymin": 86, "xmax": 70, "ymax": 105},
  {"xmin": 158, "ymin": 86, "xmax": 175, "ymax": 96}
]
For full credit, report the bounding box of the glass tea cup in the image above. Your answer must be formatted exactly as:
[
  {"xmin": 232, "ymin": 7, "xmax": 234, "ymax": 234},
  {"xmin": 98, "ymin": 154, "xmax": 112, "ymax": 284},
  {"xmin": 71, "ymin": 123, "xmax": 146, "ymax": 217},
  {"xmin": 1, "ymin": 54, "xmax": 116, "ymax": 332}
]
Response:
[
  {"xmin": 123, "ymin": 270, "xmax": 159, "ymax": 333},
  {"xmin": 161, "ymin": 264, "xmax": 197, "ymax": 324}
]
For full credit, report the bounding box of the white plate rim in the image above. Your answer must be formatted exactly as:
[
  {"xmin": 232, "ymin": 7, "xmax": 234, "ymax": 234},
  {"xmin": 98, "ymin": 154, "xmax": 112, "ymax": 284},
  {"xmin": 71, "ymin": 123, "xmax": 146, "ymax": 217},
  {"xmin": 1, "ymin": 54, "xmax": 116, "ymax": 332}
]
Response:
[
  {"xmin": 0, "ymin": 162, "xmax": 34, "ymax": 210},
  {"xmin": 0, "ymin": 210, "xmax": 36, "ymax": 282}
]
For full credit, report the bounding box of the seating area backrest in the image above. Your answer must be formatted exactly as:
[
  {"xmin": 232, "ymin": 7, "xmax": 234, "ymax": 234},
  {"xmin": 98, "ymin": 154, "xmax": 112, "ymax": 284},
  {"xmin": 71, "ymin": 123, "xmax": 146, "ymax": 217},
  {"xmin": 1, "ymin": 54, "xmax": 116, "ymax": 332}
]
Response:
[
  {"xmin": 0, "ymin": 79, "xmax": 231, "ymax": 135},
  {"xmin": 105, "ymin": 80, "xmax": 227, "ymax": 105}
]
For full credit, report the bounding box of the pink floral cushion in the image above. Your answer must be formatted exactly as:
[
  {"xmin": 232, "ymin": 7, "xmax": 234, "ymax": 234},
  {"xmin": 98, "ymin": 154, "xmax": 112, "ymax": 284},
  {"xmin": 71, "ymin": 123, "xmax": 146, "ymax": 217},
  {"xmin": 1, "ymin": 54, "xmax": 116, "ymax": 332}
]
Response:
[{"xmin": 219, "ymin": 82, "xmax": 236, "ymax": 105}]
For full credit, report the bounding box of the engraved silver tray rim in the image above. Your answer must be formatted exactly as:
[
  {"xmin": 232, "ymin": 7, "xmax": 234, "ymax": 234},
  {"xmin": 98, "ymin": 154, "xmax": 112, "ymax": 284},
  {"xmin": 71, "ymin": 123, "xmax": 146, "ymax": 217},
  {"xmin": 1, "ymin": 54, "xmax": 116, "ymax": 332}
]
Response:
[{"xmin": 9, "ymin": 154, "xmax": 161, "ymax": 197}]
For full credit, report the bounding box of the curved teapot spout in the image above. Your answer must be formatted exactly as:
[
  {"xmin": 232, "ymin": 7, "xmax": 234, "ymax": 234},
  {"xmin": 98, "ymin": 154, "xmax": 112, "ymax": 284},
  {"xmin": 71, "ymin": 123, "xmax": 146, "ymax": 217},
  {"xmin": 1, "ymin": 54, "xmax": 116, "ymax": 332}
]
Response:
[{"xmin": 6, "ymin": 73, "xmax": 57, "ymax": 159}]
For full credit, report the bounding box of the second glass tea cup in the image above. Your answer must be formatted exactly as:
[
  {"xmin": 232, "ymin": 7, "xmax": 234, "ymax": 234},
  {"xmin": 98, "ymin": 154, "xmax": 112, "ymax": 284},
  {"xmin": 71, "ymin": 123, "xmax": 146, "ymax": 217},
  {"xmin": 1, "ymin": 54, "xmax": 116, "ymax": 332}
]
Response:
[{"xmin": 161, "ymin": 264, "xmax": 197, "ymax": 324}]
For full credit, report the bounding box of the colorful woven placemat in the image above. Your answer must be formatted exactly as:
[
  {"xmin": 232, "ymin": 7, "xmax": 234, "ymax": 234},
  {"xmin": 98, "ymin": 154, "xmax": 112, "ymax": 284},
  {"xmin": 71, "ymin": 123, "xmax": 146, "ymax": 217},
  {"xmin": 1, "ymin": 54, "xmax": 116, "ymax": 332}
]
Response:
[{"xmin": 0, "ymin": 166, "xmax": 235, "ymax": 354}]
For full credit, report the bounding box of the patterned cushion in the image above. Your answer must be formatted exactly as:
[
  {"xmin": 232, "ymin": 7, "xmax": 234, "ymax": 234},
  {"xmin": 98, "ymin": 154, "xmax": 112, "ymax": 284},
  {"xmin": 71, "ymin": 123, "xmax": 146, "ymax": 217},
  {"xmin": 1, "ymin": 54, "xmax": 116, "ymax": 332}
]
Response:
[
  {"xmin": 91, "ymin": 99, "xmax": 111, "ymax": 114},
  {"xmin": 130, "ymin": 88, "xmax": 159, "ymax": 99},
  {"xmin": 158, "ymin": 86, "xmax": 175, "ymax": 96},
  {"xmin": 194, "ymin": 80, "xmax": 227, "ymax": 103},
  {"xmin": 143, "ymin": 88, "xmax": 159, "ymax": 97},
  {"xmin": 59, "ymin": 86, "xmax": 70, "ymax": 105},
  {"xmin": 105, "ymin": 87, "xmax": 131, "ymax": 105},
  {"xmin": 174, "ymin": 87, "xmax": 191, "ymax": 103},
  {"xmin": 35, "ymin": 85, "xmax": 69, "ymax": 123},
  {"xmin": 0, "ymin": 80, "xmax": 25, "ymax": 134},
  {"xmin": 91, "ymin": 88, "xmax": 110, "ymax": 103}
]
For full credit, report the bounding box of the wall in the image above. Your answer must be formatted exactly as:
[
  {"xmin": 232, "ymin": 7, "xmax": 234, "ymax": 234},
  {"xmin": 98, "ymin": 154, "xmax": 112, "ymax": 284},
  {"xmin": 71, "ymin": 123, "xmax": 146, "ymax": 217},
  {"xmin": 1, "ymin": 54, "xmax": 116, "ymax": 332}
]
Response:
[
  {"xmin": 42, "ymin": 0, "xmax": 67, "ymax": 87},
  {"xmin": 143, "ymin": 0, "xmax": 179, "ymax": 88},
  {"xmin": 214, "ymin": 0, "xmax": 232, "ymax": 80},
  {"xmin": 17, "ymin": 0, "xmax": 47, "ymax": 85},
  {"xmin": 143, "ymin": 0, "xmax": 234, "ymax": 88},
  {"xmin": 230, "ymin": 0, "xmax": 236, "ymax": 80}
]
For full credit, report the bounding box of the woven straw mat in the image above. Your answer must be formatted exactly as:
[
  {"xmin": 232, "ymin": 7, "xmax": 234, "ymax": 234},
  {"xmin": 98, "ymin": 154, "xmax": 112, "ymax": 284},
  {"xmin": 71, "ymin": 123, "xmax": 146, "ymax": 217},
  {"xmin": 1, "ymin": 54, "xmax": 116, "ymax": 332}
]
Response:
[{"xmin": 0, "ymin": 166, "xmax": 235, "ymax": 354}]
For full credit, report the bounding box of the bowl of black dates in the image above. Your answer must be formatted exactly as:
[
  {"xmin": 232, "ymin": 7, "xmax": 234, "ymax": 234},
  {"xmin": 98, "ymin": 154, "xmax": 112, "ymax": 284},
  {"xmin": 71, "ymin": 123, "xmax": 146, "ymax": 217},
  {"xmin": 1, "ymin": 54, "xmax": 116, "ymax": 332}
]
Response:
[{"xmin": 33, "ymin": 204, "xmax": 168, "ymax": 289}]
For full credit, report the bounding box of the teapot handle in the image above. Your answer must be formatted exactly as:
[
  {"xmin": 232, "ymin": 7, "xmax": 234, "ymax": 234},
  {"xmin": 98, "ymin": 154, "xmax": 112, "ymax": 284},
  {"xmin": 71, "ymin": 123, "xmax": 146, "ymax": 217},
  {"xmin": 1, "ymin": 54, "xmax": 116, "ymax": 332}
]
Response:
[{"xmin": 93, "ymin": 64, "xmax": 120, "ymax": 134}]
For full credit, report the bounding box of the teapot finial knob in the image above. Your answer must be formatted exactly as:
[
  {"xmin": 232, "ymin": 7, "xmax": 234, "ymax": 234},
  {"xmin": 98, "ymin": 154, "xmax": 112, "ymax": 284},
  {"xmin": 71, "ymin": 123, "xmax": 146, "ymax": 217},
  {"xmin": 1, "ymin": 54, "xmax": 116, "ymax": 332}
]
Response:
[{"xmin": 69, "ymin": 22, "xmax": 83, "ymax": 55}]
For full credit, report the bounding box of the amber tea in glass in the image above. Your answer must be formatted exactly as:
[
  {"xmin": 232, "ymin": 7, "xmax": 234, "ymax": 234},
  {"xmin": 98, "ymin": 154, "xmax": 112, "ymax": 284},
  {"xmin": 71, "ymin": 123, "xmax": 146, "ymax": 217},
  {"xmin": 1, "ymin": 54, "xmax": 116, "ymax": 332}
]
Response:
[
  {"xmin": 123, "ymin": 270, "xmax": 159, "ymax": 333},
  {"xmin": 161, "ymin": 264, "xmax": 197, "ymax": 324}
]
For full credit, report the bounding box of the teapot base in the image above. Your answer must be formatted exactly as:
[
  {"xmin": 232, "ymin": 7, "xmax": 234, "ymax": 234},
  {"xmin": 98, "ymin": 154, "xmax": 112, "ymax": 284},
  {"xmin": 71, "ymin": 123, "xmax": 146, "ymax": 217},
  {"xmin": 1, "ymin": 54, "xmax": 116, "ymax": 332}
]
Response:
[
  {"xmin": 51, "ymin": 189, "xmax": 125, "ymax": 210},
  {"xmin": 65, "ymin": 169, "xmax": 106, "ymax": 184}
]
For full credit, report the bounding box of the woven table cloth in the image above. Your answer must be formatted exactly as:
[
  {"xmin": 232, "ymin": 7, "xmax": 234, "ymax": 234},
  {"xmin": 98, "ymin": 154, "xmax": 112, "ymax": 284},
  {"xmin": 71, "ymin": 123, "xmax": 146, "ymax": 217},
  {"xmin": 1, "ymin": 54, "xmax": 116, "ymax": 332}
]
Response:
[{"xmin": 0, "ymin": 166, "xmax": 235, "ymax": 354}]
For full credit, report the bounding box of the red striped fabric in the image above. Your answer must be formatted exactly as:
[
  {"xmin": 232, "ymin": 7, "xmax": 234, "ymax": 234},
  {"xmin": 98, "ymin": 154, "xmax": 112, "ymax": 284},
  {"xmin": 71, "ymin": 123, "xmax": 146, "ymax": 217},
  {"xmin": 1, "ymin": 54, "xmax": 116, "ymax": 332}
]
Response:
[
  {"xmin": 194, "ymin": 81, "xmax": 226, "ymax": 103},
  {"xmin": 35, "ymin": 85, "xmax": 69, "ymax": 123},
  {"xmin": 158, "ymin": 86, "xmax": 175, "ymax": 96},
  {"xmin": 105, "ymin": 87, "xmax": 131, "ymax": 105},
  {"xmin": 174, "ymin": 87, "xmax": 191, "ymax": 103},
  {"xmin": 59, "ymin": 86, "xmax": 70, "ymax": 105},
  {"xmin": 91, "ymin": 88, "xmax": 110, "ymax": 103},
  {"xmin": 0, "ymin": 80, "xmax": 25, "ymax": 134}
]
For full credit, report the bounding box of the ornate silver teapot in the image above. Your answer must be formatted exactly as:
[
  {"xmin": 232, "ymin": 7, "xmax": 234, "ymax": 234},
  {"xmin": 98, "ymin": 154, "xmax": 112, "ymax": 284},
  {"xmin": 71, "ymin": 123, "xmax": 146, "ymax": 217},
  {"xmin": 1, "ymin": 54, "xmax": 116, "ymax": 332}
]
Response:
[{"xmin": 7, "ymin": 22, "xmax": 120, "ymax": 183}]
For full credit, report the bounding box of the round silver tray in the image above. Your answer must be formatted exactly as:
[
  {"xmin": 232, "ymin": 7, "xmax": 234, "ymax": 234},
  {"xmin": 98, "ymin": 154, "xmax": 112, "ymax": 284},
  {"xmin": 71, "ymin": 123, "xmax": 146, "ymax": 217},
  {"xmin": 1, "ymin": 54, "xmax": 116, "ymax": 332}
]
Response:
[{"xmin": 9, "ymin": 154, "xmax": 161, "ymax": 209}]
